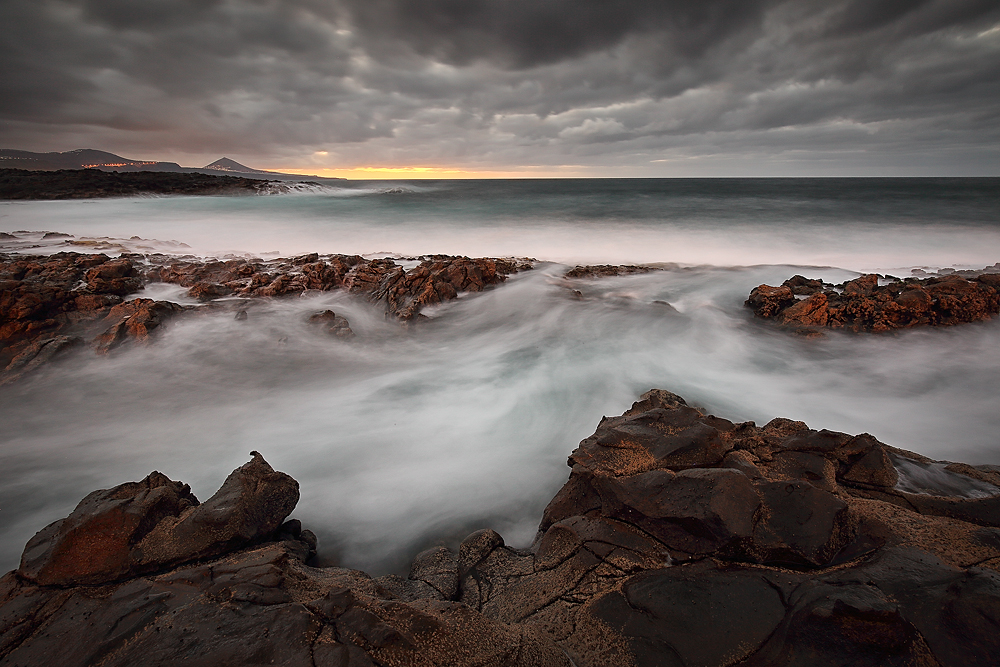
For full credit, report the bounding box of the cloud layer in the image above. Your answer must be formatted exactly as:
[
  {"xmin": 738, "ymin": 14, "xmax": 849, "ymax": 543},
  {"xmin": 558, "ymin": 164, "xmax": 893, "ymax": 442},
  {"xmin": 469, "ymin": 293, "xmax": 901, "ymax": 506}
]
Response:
[{"xmin": 2, "ymin": 0, "xmax": 998, "ymax": 175}]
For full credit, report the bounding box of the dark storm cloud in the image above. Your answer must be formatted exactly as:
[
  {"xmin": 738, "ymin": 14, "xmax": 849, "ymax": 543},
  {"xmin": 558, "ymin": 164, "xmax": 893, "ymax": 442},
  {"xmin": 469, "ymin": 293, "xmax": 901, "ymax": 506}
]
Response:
[
  {"xmin": 0, "ymin": 0, "xmax": 998, "ymax": 174},
  {"xmin": 338, "ymin": 0, "xmax": 775, "ymax": 68}
]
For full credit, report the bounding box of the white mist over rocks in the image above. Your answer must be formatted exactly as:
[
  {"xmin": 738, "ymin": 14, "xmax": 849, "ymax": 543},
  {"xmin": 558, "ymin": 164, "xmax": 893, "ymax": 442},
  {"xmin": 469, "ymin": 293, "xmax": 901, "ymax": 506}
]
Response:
[{"xmin": 1, "ymin": 180, "xmax": 999, "ymax": 574}]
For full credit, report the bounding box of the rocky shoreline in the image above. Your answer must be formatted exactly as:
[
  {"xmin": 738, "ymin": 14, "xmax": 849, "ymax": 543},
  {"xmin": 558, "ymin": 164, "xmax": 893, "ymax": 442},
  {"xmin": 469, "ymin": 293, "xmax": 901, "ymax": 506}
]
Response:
[
  {"xmin": 7, "ymin": 230, "xmax": 1000, "ymax": 385},
  {"xmin": 0, "ymin": 168, "xmax": 296, "ymax": 199},
  {"xmin": 2, "ymin": 389, "xmax": 999, "ymax": 665},
  {"xmin": 0, "ymin": 242, "xmax": 533, "ymax": 383}
]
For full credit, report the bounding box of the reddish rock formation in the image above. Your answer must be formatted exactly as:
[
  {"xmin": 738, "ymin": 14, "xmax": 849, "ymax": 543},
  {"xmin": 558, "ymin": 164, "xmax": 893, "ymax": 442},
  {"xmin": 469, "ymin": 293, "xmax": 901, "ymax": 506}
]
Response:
[
  {"xmin": 747, "ymin": 272, "xmax": 1000, "ymax": 332},
  {"xmin": 373, "ymin": 257, "xmax": 524, "ymax": 320},
  {"xmin": 18, "ymin": 452, "xmax": 299, "ymax": 587},
  {"xmin": 1, "ymin": 250, "xmax": 532, "ymax": 383},
  {"xmin": 0, "ymin": 252, "xmax": 141, "ymax": 369},
  {"xmin": 92, "ymin": 299, "xmax": 188, "ymax": 354},
  {"xmin": 2, "ymin": 392, "xmax": 998, "ymax": 666},
  {"xmin": 147, "ymin": 253, "xmax": 533, "ymax": 320}
]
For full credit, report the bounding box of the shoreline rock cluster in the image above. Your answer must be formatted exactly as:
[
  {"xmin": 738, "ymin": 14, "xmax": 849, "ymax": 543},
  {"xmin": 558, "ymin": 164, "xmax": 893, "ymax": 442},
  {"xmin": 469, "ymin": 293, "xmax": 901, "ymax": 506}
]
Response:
[
  {"xmin": 747, "ymin": 272, "xmax": 1000, "ymax": 333},
  {"xmin": 0, "ymin": 248, "xmax": 532, "ymax": 384},
  {"xmin": 0, "ymin": 168, "xmax": 291, "ymax": 199},
  {"xmin": 2, "ymin": 390, "xmax": 999, "ymax": 665}
]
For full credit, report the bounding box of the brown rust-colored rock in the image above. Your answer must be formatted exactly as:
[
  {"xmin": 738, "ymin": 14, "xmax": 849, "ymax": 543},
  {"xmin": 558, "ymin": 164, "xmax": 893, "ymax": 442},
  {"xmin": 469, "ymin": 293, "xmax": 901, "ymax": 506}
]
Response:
[
  {"xmin": 746, "ymin": 284, "xmax": 796, "ymax": 318},
  {"xmin": 17, "ymin": 453, "xmax": 298, "ymax": 586},
  {"xmin": 17, "ymin": 471, "xmax": 200, "ymax": 586},
  {"xmin": 0, "ymin": 253, "xmax": 141, "ymax": 345},
  {"xmin": 0, "ymin": 252, "xmax": 149, "ymax": 377},
  {"xmin": 148, "ymin": 253, "xmax": 531, "ymax": 320},
  {"xmin": 747, "ymin": 272, "xmax": 1000, "ymax": 332},
  {"xmin": 92, "ymin": 298, "xmax": 187, "ymax": 353},
  {"xmin": 375, "ymin": 257, "xmax": 526, "ymax": 320}
]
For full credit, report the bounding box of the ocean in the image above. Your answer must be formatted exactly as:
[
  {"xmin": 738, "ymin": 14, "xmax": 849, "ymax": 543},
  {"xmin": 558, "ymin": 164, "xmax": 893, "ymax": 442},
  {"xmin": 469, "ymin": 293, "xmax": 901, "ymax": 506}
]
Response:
[{"xmin": 1, "ymin": 177, "xmax": 999, "ymax": 574}]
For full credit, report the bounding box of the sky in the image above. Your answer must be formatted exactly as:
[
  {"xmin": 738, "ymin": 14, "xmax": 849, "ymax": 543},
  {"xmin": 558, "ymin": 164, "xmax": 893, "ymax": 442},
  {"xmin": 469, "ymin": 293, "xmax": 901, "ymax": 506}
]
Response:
[{"xmin": 2, "ymin": 0, "xmax": 999, "ymax": 178}]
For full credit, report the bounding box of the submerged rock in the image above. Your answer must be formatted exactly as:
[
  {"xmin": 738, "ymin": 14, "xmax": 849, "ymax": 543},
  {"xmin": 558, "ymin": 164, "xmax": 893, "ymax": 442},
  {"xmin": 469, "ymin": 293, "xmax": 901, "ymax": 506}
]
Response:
[
  {"xmin": 565, "ymin": 265, "xmax": 657, "ymax": 279},
  {"xmin": 0, "ymin": 334, "xmax": 82, "ymax": 385},
  {"xmin": 747, "ymin": 272, "xmax": 1000, "ymax": 333},
  {"xmin": 308, "ymin": 309, "xmax": 354, "ymax": 338},
  {"xmin": 1, "ymin": 391, "xmax": 998, "ymax": 665}
]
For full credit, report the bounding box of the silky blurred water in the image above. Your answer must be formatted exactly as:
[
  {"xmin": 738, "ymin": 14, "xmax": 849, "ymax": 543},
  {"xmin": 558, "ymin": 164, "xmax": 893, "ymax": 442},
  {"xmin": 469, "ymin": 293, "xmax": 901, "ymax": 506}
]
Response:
[{"xmin": 1, "ymin": 178, "xmax": 998, "ymax": 574}]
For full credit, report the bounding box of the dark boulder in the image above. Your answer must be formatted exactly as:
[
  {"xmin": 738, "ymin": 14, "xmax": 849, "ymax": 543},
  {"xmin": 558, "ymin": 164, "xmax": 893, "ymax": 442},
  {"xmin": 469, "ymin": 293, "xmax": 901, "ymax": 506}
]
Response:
[
  {"xmin": 308, "ymin": 309, "xmax": 354, "ymax": 338},
  {"xmin": 17, "ymin": 453, "xmax": 298, "ymax": 586}
]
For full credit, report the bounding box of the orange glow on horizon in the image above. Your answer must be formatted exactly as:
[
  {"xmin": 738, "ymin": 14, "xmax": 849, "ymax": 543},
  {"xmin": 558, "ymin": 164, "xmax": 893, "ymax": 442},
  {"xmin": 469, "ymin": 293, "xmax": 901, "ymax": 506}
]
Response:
[{"xmin": 269, "ymin": 165, "xmax": 592, "ymax": 180}]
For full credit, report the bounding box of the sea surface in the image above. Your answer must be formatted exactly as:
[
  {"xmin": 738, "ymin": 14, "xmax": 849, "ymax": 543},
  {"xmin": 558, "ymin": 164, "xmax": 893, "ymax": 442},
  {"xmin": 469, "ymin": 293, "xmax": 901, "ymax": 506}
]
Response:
[{"xmin": 1, "ymin": 177, "xmax": 999, "ymax": 574}]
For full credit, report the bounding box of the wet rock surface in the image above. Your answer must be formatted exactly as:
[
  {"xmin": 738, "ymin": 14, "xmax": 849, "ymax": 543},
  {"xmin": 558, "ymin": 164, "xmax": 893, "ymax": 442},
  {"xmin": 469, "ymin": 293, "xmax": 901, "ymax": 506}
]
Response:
[
  {"xmin": 0, "ymin": 252, "xmax": 149, "ymax": 376},
  {"xmin": 564, "ymin": 265, "xmax": 658, "ymax": 279},
  {"xmin": 149, "ymin": 253, "xmax": 532, "ymax": 320},
  {"xmin": 747, "ymin": 272, "xmax": 1000, "ymax": 333},
  {"xmin": 2, "ymin": 391, "xmax": 999, "ymax": 666},
  {"xmin": 0, "ymin": 247, "xmax": 533, "ymax": 383}
]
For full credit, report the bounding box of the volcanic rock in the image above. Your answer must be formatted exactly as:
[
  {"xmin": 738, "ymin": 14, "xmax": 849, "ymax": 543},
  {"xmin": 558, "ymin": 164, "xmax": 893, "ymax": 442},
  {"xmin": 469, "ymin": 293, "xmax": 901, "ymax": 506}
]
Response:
[
  {"xmin": 92, "ymin": 298, "xmax": 187, "ymax": 353},
  {"xmin": 0, "ymin": 250, "xmax": 534, "ymax": 383},
  {"xmin": 83, "ymin": 258, "xmax": 142, "ymax": 295},
  {"xmin": 187, "ymin": 281, "xmax": 233, "ymax": 300},
  {"xmin": 17, "ymin": 452, "xmax": 298, "ymax": 586},
  {"xmin": 148, "ymin": 253, "xmax": 531, "ymax": 320},
  {"xmin": 2, "ymin": 408, "xmax": 999, "ymax": 662},
  {"xmin": 747, "ymin": 272, "xmax": 1000, "ymax": 332},
  {"xmin": 0, "ymin": 335, "xmax": 82, "ymax": 385},
  {"xmin": 0, "ymin": 252, "xmax": 146, "ymax": 371}
]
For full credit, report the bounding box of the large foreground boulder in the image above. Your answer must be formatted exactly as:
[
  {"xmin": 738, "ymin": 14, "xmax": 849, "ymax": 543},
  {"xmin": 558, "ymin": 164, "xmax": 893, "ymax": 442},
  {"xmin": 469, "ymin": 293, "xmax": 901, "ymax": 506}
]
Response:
[
  {"xmin": 17, "ymin": 452, "xmax": 299, "ymax": 586},
  {"xmin": 1, "ymin": 392, "xmax": 999, "ymax": 666}
]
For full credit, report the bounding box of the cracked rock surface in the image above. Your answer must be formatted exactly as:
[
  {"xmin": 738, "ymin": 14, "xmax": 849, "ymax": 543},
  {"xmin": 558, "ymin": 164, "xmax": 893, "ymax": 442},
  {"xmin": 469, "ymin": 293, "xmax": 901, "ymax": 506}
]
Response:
[{"xmin": 2, "ymin": 390, "xmax": 1000, "ymax": 665}]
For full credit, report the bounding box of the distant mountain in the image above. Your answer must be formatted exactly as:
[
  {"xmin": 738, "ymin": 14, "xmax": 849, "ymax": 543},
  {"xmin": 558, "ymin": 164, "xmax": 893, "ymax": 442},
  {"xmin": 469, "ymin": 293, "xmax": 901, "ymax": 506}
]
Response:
[
  {"xmin": 202, "ymin": 157, "xmax": 273, "ymax": 175},
  {"xmin": 0, "ymin": 149, "xmax": 342, "ymax": 181},
  {"xmin": 0, "ymin": 149, "xmax": 179, "ymax": 172}
]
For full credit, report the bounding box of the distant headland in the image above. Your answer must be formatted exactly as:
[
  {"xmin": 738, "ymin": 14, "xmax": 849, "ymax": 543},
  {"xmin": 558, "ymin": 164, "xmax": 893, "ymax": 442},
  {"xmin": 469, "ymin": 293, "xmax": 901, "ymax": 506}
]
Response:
[{"xmin": 0, "ymin": 148, "xmax": 343, "ymax": 182}]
